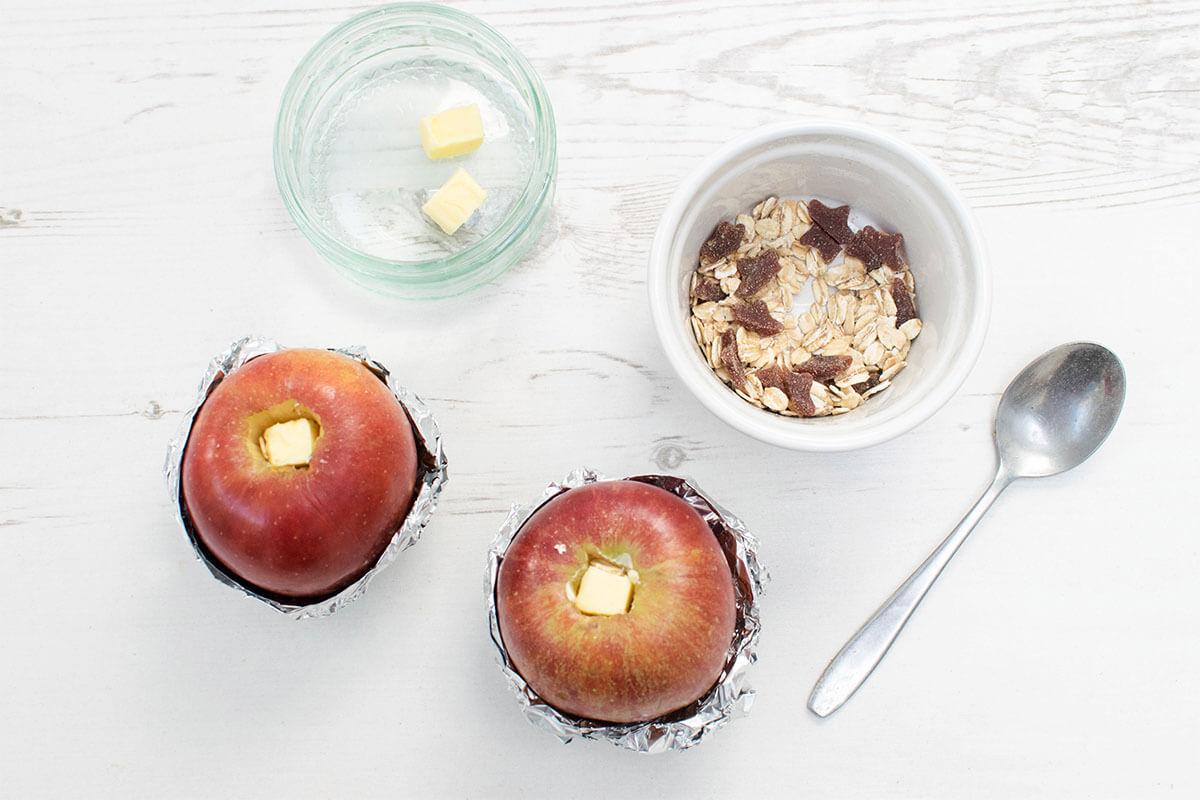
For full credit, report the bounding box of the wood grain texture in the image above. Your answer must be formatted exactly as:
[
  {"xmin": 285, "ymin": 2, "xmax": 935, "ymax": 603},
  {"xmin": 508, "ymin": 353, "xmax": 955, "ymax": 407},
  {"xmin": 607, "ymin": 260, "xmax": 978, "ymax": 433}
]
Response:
[{"xmin": 1, "ymin": 1, "xmax": 1197, "ymax": 797}]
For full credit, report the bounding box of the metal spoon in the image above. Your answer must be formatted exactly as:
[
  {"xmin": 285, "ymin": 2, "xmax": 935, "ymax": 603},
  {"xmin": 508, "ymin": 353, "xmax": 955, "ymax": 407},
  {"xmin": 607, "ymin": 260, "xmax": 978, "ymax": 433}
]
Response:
[{"xmin": 808, "ymin": 342, "xmax": 1126, "ymax": 718}]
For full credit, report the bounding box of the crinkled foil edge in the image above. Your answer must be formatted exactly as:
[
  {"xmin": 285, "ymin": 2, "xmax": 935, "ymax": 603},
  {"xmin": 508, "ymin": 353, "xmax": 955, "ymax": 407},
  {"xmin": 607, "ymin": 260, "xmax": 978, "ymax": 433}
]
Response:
[
  {"xmin": 164, "ymin": 335, "xmax": 448, "ymax": 619},
  {"xmin": 486, "ymin": 467, "xmax": 768, "ymax": 754}
]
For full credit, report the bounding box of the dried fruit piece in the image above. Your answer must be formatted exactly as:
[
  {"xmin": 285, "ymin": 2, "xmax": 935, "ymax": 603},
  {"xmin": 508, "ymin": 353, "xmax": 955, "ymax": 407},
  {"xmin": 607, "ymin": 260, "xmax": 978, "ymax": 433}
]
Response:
[
  {"xmin": 794, "ymin": 354, "xmax": 853, "ymax": 382},
  {"xmin": 753, "ymin": 365, "xmax": 788, "ymax": 392},
  {"xmin": 844, "ymin": 228, "xmax": 882, "ymax": 270},
  {"xmin": 735, "ymin": 249, "xmax": 781, "ymax": 299},
  {"xmin": 891, "ymin": 278, "xmax": 918, "ymax": 326},
  {"xmin": 692, "ymin": 277, "xmax": 726, "ymax": 303},
  {"xmin": 799, "ymin": 225, "xmax": 842, "ymax": 263},
  {"xmin": 873, "ymin": 230, "xmax": 902, "ymax": 271},
  {"xmin": 870, "ymin": 228, "xmax": 905, "ymax": 270},
  {"xmin": 852, "ymin": 371, "xmax": 882, "ymax": 396},
  {"xmin": 731, "ymin": 301, "xmax": 783, "ymax": 336},
  {"xmin": 719, "ymin": 330, "xmax": 746, "ymax": 390},
  {"xmin": 700, "ymin": 221, "xmax": 745, "ymax": 264},
  {"xmin": 845, "ymin": 225, "xmax": 905, "ymax": 272},
  {"xmin": 754, "ymin": 364, "xmax": 815, "ymax": 415},
  {"xmin": 808, "ymin": 200, "xmax": 854, "ymax": 245},
  {"xmin": 784, "ymin": 370, "xmax": 816, "ymax": 416}
]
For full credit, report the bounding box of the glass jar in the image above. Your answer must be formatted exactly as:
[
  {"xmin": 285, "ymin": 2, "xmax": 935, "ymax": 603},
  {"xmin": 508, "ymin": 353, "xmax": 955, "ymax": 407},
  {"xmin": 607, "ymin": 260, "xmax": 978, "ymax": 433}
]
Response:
[{"xmin": 274, "ymin": 4, "xmax": 557, "ymax": 299}]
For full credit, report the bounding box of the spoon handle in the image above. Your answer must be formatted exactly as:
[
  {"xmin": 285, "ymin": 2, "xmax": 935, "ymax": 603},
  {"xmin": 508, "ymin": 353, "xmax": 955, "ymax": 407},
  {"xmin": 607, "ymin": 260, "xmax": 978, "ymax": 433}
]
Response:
[{"xmin": 808, "ymin": 469, "xmax": 1013, "ymax": 718}]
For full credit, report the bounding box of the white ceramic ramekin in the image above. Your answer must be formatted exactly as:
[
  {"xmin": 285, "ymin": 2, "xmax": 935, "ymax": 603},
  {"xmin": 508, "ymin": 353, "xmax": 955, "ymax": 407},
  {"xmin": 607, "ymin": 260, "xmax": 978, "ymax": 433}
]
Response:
[{"xmin": 648, "ymin": 122, "xmax": 990, "ymax": 451}]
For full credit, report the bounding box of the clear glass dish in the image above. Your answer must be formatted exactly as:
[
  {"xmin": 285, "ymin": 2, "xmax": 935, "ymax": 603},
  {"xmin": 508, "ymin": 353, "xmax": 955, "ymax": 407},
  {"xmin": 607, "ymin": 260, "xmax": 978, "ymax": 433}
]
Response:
[{"xmin": 274, "ymin": 4, "xmax": 557, "ymax": 299}]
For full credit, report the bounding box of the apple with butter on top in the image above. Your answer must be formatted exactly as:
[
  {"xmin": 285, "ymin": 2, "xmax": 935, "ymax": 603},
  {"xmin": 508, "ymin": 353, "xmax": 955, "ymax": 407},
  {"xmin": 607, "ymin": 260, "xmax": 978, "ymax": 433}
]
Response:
[
  {"xmin": 180, "ymin": 348, "xmax": 419, "ymax": 603},
  {"xmin": 495, "ymin": 480, "xmax": 737, "ymax": 723}
]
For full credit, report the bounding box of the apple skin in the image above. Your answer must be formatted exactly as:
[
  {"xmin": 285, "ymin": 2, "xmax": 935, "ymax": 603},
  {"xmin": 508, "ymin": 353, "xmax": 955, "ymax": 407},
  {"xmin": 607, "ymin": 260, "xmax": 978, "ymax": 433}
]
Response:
[
  {"xmin": 181, "ymin": 348, "xmax": 418, "ymax": 602},
  {"xmin": 496, "ymin": 480, "xmax": 737, "ymax": 724}
]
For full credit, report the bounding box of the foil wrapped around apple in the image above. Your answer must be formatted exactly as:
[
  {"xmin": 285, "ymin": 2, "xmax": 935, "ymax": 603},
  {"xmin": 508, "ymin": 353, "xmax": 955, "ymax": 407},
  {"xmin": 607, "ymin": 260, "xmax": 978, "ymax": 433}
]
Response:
[
  {"xmin": 488, "ymin": 468, "xmax": 766, "ymax": 753},
  {"xmin": 165, "ymin": 336, "xmax": 448, "ymax": 618}
]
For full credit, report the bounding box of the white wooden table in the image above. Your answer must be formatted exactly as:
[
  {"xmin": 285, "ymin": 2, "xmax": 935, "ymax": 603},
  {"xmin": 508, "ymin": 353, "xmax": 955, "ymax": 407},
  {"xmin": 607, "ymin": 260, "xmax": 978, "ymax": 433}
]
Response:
[{"xmin": 2, "ymin": 1, "xmax": 1197, "ymax": 796}]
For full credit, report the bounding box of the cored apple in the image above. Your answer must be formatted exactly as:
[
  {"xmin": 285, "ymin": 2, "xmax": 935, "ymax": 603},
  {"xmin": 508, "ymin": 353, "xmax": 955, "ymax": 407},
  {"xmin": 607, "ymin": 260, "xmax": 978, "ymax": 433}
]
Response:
[
  {"xmin": 495, "ymin": 480, "xmax": 737, "ymax": 723},
  {"xmin": 181, "ymin": 348, "xmax": 419, "ymax": 602}
]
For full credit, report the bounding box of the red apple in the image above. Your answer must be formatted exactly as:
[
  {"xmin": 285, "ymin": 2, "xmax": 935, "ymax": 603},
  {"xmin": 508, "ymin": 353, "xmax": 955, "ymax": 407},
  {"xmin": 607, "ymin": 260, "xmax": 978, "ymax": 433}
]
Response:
[
  {"xmin": 495, "ymin": 480, "xmax": 737, "ymax": 723},
  {"xmin": 181, "ymin": 348, "xmax": 419, "ymax": 602}
]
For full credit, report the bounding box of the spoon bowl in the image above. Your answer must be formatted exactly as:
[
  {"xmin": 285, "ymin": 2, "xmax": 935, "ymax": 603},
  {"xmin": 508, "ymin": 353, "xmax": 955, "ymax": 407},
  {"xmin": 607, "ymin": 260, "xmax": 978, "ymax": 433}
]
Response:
[
  {"xmin": 808, "ymin": 342, "xmax": 1126, "ymax": 717},
  {"xmin": 996, "ymin": 342, "xmax": 1127, "ymax": 479}
]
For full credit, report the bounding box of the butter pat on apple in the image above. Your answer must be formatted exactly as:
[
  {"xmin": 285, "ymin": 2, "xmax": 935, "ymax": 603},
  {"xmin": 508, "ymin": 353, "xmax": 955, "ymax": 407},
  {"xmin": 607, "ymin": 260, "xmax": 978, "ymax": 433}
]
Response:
[
  {"xmin": 258, "ymin": 417, "xmax": 317, "ymax": 468},
  {"xmin": 496, "ymin": 480, "xmax": 737, "ymax": 724},
  {"xmin": 573, "ymin": 562, "xmax": 634, "ymax": 616}
]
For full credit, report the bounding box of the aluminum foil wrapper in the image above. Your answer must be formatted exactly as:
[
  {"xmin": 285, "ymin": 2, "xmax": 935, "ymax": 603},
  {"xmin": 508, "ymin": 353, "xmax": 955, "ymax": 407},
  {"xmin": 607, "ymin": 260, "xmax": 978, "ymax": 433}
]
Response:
[
  {"xmin": 165, "ymin": 335, "xmax": 448, "ymax": 619},
  {"xmin": 486, "ymin": 467, "xmax": 768, "ymax": 754}
]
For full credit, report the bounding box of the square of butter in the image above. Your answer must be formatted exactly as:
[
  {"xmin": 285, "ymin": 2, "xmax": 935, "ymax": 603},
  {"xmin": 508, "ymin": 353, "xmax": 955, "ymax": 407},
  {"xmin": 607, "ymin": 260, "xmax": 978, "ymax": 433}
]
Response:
[
  {"xmin": 575, "ymin": 565, "xmax": 633, "ymax": 616},
  {"xmin": 419, "ymin": 104, "xmax": 484, "ymax": 160},
  {"xmin": 422, "ymin": 168, "xmax": 488, "ymax": 235},
  {"xmin": 259, "ymin": 418, "xmax": 317, "ymax": 468}
]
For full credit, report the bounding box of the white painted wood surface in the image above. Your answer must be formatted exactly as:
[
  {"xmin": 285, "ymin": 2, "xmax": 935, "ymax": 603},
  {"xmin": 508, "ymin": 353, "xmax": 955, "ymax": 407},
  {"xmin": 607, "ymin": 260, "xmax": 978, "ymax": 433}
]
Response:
[{"xmin": 2, "ymin": 0, "xmax": 1197, "ymax": 796}]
